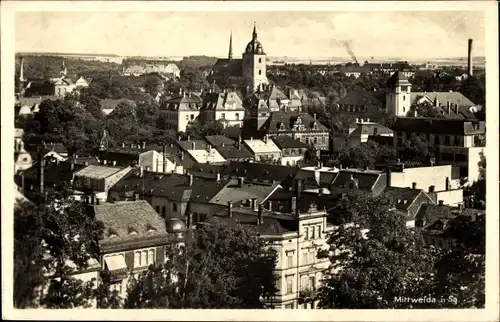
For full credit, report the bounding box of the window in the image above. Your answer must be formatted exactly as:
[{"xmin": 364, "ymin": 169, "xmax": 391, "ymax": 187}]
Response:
[
  {"xmin": 303, "ymin": 252, "xmax": 308, "ymax": 265},
  {"xmin": 308, "ymin": 251, "xmax": 315, "ymax": 264},
  {"xmin": 313, "ymin": 137, "xmax": 318, "ymax": 144},
  {"xmin": 185, "ymin": 115, "xmax": 189, "ymax": 120},
  {"xmin": 286, "ymin": 276, "xmax": 294, "ymax": 294},
  {"xmin": 444, "ymin": 136, "xmax": 450, "ymax": 145},
  {"xmin": 221, "ymin": 113, "xmax": 226, "ymax": 119},
  {"xmin": 310, "ymin": 226, "xmax": 315, "ymax": 239},
  {"xmin": 141, "ymin": 250, "xmax": 148, "ymax": 265},
  {"xmin": 373, "ymin": 128, "xmax": 378, "ymax": 135},
  {"xmin": 148, "ymin": 249, "xmax": 155, "ymax": 264},
  {"xmin": 190, "ymin": 114, "xmax": 194, "ymax": 120},
  {"xmin": 161, "ymin": 206, "xmax": 166, "ymax": 217},
  {"xmin": 287, "ymin": 252, "xmax": 294, "ymax": 268},
  {"xmin": 309, "ymin": 276, "xmax": 316, "ymax": 290},
  {"xmin": 317, "ymin": 225, "xmax": 321, "ymax": 239},
  {"xmin": 258, "ymin": 70, "xmax": 262, "ymax": 75},
  {"xmin": 173, "ymin": 203, "xmax": 178, "ymax": 212},
  {"xmin": 235, "ymin": 113, "xmax": 240, "ymax": 120},
  {"xmin": 301, "ymin": 276, "xmax": 307, "ymax": 290},
  {"xmin": 261, "ymin": 112, "xmax": 267, "ymax": 116},
  {"xmin": 304, "ymin": 227, "xmax": 309, "ymax": 240},
  {"xmin": 259, "ymin": 58, "xmax": 262, "ymax": 63},
  {"xmin": 134, "ymin": 251, "xmax": 141, "ymax": 267},
  {"xmin": 403, "ymin": 96, "xmax": 406, "ymax": 101}
]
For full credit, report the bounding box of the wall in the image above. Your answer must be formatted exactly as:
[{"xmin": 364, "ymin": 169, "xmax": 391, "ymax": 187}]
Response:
[
  {"xmin": 430, "ymin": 189, "xmax": 464, "ymax": 207},
  {"xmin": 467, "ymin": 147, "xmax": 485, "ymax": 183},
  {"xmin": 150, "ymin": 196, "xmax": 188, "ymax": 219},
  {"xmin": 178, "ymin": 110, "xmax": 201, "ymax": 133},
  {"xmin": 139, "ymin": 151, "xmax": 177, "ymax": 173},
  {"xmin": 104, "ymin": 167, "xmax": 133, "ymax": 192},
  {"xmin": 281, "ymin": 155, "xmax": 304, "ymax": 166},
  {"xmin": 390, "ymin": 165, "xmax": 454, "ymax": 192}
]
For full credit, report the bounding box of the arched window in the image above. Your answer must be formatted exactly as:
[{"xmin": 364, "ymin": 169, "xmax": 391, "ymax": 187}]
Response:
[{"xmin": 134, "ymin": 251, "xmax": 141, "ymax": 267}]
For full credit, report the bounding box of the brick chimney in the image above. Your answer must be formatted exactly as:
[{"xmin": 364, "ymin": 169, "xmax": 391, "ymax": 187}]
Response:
[
  {"xmin": 295, "ymin": 179, "xmax": 303, "ymax": 200},
  {"xmin": 258, "ymin": 204, "xmax": 264, "ymax": 225},
  {"xmin": 189, "ymin": 174, "xmax": 194, "ymax": 186},
  {"xmin": 38, "ymin": 151, "xmax": 44, "ymax": 194},
  {"xmin": 290, "ymin": 196, "xmax": 298, "ymax": 216},
  {"xmin": 467, "ymin": 39, "xmax": 473, "ymax": 76},
  {"xmin": 238, "ymin": 177, "xmax": 244, "ymax": 187},
  {"xmin": 163, "ymin": 145, "xmax": 168, "ymax": 173}
]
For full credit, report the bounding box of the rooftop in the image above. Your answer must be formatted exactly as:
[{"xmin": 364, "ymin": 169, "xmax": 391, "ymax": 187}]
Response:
[
  {"xmin": 75, "ymin": 165, "xmax": 127, "ymax": 180},
  {"xmin": 244, "ymin": 138, "xmax": 281, "ymax": 154}
]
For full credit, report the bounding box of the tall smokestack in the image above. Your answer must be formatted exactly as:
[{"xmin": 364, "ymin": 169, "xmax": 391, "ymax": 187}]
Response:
[
  {"xmin": 467, "ymin": 39, "xmax": 473, "ymax": 77},
  {"xmin": 38, "ymin": 151, "xmax": 44, "ymax": 195},
  {"xmin": 163, "ymin": 145, "xmax": 168, "ymax": 173}
]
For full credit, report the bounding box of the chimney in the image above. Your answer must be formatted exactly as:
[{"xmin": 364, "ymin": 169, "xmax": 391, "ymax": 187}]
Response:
[
  {"xmin": 467, "ymin": 39, "xmax": 473, "ymax": 76},
  {"xmin": 238, "ymin": 177, "xmax": 244, "ymax": 187},
  {"xmin": 113, "ymin": 160, "xmax": 117, "ymax": 166},
  {"xmin": 314, "ymin": 113, "xmax": 317, "ymax": 120},
  {"xmin": 295, "ymin": 179, "xmax": 303, "ymax": 200},
  {"xmin": 227, "ymin": 201, "xmax": 233, "ymax": 217},
  {"xmin": 251, "ymin": 198, "xmax": 258, "ymax": 211},
  {"xmin": 70, "ymin": 160, "xmax": 75, "ymax": 171},
  {"xmin": 216, "ymin": 172, "xmax": 221, "ymax": 181},
  {"xmin": 447, "ymin": 104, "xmax": 451, "ymax": 115},
  {"xmin": 290, "ymin": 196, "xmax": 297, "ymax": 216},
  {"xmin": 454, "ymin": 103, "xmax": 459, "ymax": 115},
  {"xmin": 139, "ymin": 166, "xmax": 144, "ymax": 177},
  {"xmin": 142, "ymin": 142, "xmax": 146, "ymax": 149},
  {"xmin": 96, "ymin": 198, "xmax": 100, "ymax": 205},
  {"xmin": 438, "ymin": 200, "xmax": 444, "ymax": 206},
  {"xmin": 91, "ymin": 195, "xmax": 95, "ymax": 204},
  {"xmin": 263, "ymin": 135, "xmax": 268, "ymax": 144},
  {"xmin": 429, "ymin": 185, "xmax": 435, "ymax": 193},
  {"xmin": 38, "ymin": 152, "xmax": 44, "ymax": 194},
  {"xmin": 189, "ymin": 174, "xmax": 194, "ymax": 186},
  {"xmin": 19, "ymin": 56, "xmax": 24, "ymax": 82},
  {"xmin": 386, "ymin": 168, "xmax": 392, "ymax": 187},
  {"xmin": 445, "ymin": 177, "xmax": 450, "ymax": 191},
  {"xmin": 163, "ymin": 145, "xmax": 168, "ymax": 173},
  {"xmin": 267, "ymin": 200, "xmax": 272, "ymax": 211},
  {"xmin": 187, "ymin": 213, "xmax": 193, "ymax": 229},
  {"xmin": 121, "ymin": 142, "xmax": 125, "ymax": 148},
  {"xmin": 258, "ymin": 204, "xmax": 264, "ymax": 224},
  {"xmin": 134, "ymin": 193, "xmax": 140, "ymax": 201},
  {"xmin": 192, "ymin": 142, "xmax": 196, "ymax": 150},
  {"xmin": 412, "ymin": 182, "xmax": 417, "ymax": 189}
]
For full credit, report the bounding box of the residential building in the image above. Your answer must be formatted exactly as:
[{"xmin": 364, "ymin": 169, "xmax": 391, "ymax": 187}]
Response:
[
  {"xmin": 101, "ymin": 143, "xmax": 183, "ymax": 174},
  {"xmin": 89, "ymin": 200, "xmax": 173, "ymax": 299},
  {"xmin": 206, "ymin": 195, "xmax": 334, "ymax": 309},
  {"xmin": 271, "ymin": 135, "xmax": 309, "ymax": 166},
  {"xmin": 256, "ymin": 112, "xmax": 330, "ymax": 151},
  {"xmin": 176, "ymin": 139, "xmax": 227, "ymax": 168},
  {"xmin": 329, "ymin": 168, "xmax": 388, "ymax": 198},
  {"xmin": 204, "ymin": 135, "xmax": 254, "ymax": 162},
  {"xmin": 334, "ymin": 90, "xmax": 386, "ymax": 123},
  {"xmin": 122, "ymin": 62, "xmax": 180, "ymax": 78},
  {"xmin": 333, "ymin": 119, "xmax": 393, "ymax": 152},
  {"xmin": 72, "ymin": 164, "xmax": 133, "ymax": 202},
  {"xmin": 384, "ymin": 187, "xmax": 436, "ymax": 227},
  {"xmin": 391, "ymin": 117, "xmax": 486, "ymax": 181},
  {"xmin": 159, "ymin": 90, "xmax": 203, "ymax": 132},
  {"xmin": 243, "ymin": 137, "xmax": 282, "ymax": 164},
  {"xmin": 201, "ymin": 90, "xmax": 245, "ymax": 128}
]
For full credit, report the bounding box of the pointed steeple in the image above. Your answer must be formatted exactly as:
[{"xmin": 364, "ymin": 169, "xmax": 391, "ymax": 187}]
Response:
[
  {"xmin": 252, "ymin": 21, "xmax": 257, "ymax": 40},
  {"xmin": 60, "ymin": 59, "xmax": 67, "ymax": 77},
  {"xmin": 228, "ymin": 30, "xmax": 233, "ymax": 60}
]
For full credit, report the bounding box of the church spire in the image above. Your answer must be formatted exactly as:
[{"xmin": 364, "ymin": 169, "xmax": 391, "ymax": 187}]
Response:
[
  {"xmin": 252, "ymin": 21, "xmax": 257, "ymax": 40},
  {"xmin": 60, "ymin": 59, "xmax": 67, "ymax": 77},
  {"xmin": 228, "ymin": 30, "xmax": 233, "ymax": 60}
]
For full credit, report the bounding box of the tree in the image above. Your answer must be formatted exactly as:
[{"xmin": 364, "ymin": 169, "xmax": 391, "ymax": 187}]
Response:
[
  {"xmin": 143, "ymin": 74, "xmax": 164, "ymax": 96},
  {"xmin": 337, "ymin": 141, "xmax": 397, "ymax": 169},
  {"xmin": 124, "ymin": 222, "xmax": 278, "ymax": 308},
  {"xmin": 303, "ymin": 146, "xmax": 319, "ymax": 167},
  {"xmin": 407, "ymin": 102, "xmax": 443, "ymax": 118},
  {"xmin": 185, "ymin": 120, "xmax": 224, "ymax": 139},
  {"xmin": 401, "ymin": 133, "xmax": 435, "ymax": 161},
  {"xmin": 317, "ymin": 195, "xmax": 438, "ymax": 308},
  {"xmin": 14, "ymin": 186, "xmax": 116, "ymax": 308}
]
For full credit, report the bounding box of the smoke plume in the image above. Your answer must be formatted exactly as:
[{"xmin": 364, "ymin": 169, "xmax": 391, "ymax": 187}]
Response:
[{"xmin": 342, "ymin": 40, "xmax": 358, "ymax": 64}]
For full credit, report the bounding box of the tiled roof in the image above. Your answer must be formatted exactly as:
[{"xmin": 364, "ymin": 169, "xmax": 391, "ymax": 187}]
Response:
[
  {"xmin": 201, "ymin": 91, "xmax": 244, "ymax": 111},
  {"xmin": 209, "ymin": 178, "xmax": 281, "ymax": 206},
  {"xmin": 260, "ymin": 112, "xmax": 329, "ymax": 133},
  {"xmin": 222, "ymin": 161, "xmax": 300, "ymax": 188},
  {"xmin": 350, "ymin": 123, "xmax": 393, "ymax": 136},
  {"xmin": 211, "ymin": 59, "xmax": 243, "ymax": 77},
  {"xmin": 204, "ymin": 135, "xmax": 254, "ymax": 160},
  {"xmin": 330, "ymin": 169, "xmax": 384, "ymax": 191},
  {"xmin": 390, "ymin": 117, "xmax": 485, "ymax": 135},
  {"xmin": 177, "ymin": 140, "xmax": 211, "ymax": 151},
  {"xmin": 337, "ymin": 91, "xmax": 385, "ymax": 106},
  {"xmin": 92, "ymin": 200, "xmax": 169, "ymax": 247},
  {"xmin": 207, "ymin": 208, "xmax": 297, "ymax": 236},
  {"xmin": 271, "ymin": 135, "xmax": 309, "ymax": 149},
  {"xmin": 295, "ymin": 168, "xmax": 339, "ymax": 189},
  {"xmin": 244, "ymin": 139, "xmax": 281, "ymax": 154},
  {"xmin": 384, "ymin": 187, "xmax": 423, "ymax": 211},
  {"xmin": 110, "ymin": 170, "xmax": 228, "ymax": 203},
  {"xmin": 340, "ymin": 66, "xmax": 372, "ymax": 73},
  {"xmin": 100, "ymin": 99, "xmax": 127, "ymax": 109},
  {"xmin": 163, "ymin": 93, "xmax": 203, "ymax": 111},
  {"xmin": 75, "ymin": 165, "xmax": 126, "ymax": 180},
  {"xmin": 186, "ymin": 148, "xmax": 226, "ymax": 164}
]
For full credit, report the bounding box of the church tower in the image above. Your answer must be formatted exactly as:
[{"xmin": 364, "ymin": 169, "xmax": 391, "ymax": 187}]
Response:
[
  {"xmin": 386, "ymin": 71, "xmax": 412, "ymax": 117},
  {"xmin": 242, "ymin": 22, "xmax": 268, "ymax": 92},
  {"xmin": 60, "ymin": 59, "xmax": 67, "ymax": 77}
]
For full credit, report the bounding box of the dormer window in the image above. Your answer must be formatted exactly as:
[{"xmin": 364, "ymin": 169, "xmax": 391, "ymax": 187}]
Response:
[
  {"xmin": 128, "ymin": 226, "xmax": 138, "ymax": 235},
  {"xmin": 108, "ymin": 228, "xmax": 118, "ymax": 238},
  {"xmin": 312, "ymin": 122, "xmax": 318, "ymax": 130},
  {"xmin": 279, "ymin": 123, "xmax": 286, "ymax": 131},
  {"xmin": 146, "ymin": 223, "xmax": 156, "ymax": 233}
]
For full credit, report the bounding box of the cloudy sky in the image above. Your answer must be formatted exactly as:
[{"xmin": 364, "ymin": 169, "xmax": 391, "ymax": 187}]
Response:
[{"xmin": 15, "ymin": 11, "xmax": 485, "ymax": 59}]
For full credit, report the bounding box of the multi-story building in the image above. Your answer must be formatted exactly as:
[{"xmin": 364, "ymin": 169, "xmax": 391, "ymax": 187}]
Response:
[
  {"xmin": 243, "ymin": 137, "xmax": 282, "ymax": 164},
  {"xmin": 206, "ymin": 195, "xmax": 333, "ymax": 309},
  {"xmin": 271, "ymin": 135, "xmax": 309, "ymax": 167},
  {"xmin": 204, "ymin": 135, "xmax": 254, "ymax": 162},
  {"xmin": 159, "ymin": 90, "xmax": 203, "ymax": 132},
  {"xmin": 390, "ymin": 117, "xmax": 486, "ymax": 181},
  {"xmin": 200, "ymin": 90, "xmax": 245, "ymax": 128},
  {"xmin": 332, "ymin": 119, "xmax": 393, "ymax": 152}
]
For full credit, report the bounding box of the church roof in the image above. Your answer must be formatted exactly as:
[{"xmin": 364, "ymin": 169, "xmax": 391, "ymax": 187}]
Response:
[{"xmin": 211, "ymin": 59, "xmax": 243, "ymax": 78}]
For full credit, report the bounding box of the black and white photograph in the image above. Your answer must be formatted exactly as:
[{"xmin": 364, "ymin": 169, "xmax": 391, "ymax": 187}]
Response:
[{"xmin": 1, "ymin": 1, "xmax": 498, "ymax": 321}]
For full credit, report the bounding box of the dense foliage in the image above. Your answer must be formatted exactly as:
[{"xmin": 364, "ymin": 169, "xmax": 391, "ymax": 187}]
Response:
[{"xmin": 124, "ymin": 222, "xmax": 278, "ymax": 309}]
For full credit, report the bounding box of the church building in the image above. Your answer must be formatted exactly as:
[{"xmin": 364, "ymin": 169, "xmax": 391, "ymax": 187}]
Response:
[{"xmin": 209, "ymin": 23, "xmax": 269, "ymax": 93}]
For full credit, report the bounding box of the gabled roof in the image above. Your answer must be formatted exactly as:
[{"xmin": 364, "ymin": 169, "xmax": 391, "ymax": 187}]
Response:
[
  {"xmin": 260, "ymin": 112, "xmax": 329, "ymax": 133},
  {"xmin": 163, "ymin": 93, "xmax": 203, "ymax": 111},
  {"xmin": 211, "ymin": 59, "xmax": 243, "ymax": 78},
  {"xmin": 411, "ymin": 91, "xmax": 477, "ymax": 108},
  {"xmin": 271, "ymin": 135, "xmax": 309, "ymax": 149},
  {"xmin": 186, "ymin": 148, "xmax": 226, "ymax": 164},
  {"xmin": 210, "ymin": 178, "xmax": 281, "ymax": 206},
  {"xmin": 384, "ymin": 187, "xmax": 425, "ymax": 211},
  {"xmin": 330, "ymin": 169, "xmax": 384, "ymax": 191},
  {"xmin": 350, "ymin": 123, "xmax": 393, "ymax": 137},
  {"xmin": 337, "ymin": 91, "xmax": 385, "ymax": 106},
  {"xmin": 244, "ymin": 139, "xmax": 281, "ymax": 154},
  {"xmin": 91, "ymin": 200, "xmax": 168, "ymax": 246},
  {"xmin": 201, "ymin": 91, "xmax": 244, "ymax": 111},
  {"xmin": 177, "ymin": 139, "xmax": 211, "ymax": 151},
  {"xmin": 222, "ymin": 161, "xmax": 300, "ymax": 188},
  {"xmin": 109, "ymin": 170, "xmax": 228, "ymax": 203},
  {"xmin": 390, "ymin": 117, "xmax": 485, "ymax": 135},
  {"xmin": 204, "ymin": 135, "xmax": 254, "ymax": 160},
  {"xmin": 416, "ymin": 204, "xmax": 458, "ymax": 224},
  {"xmin": 74, "ymin": 165, "xmax": 128, "ymax": 180},
  {"xmin": 17, "ymin": 161, "xmax": 85, "ymax": 188}
]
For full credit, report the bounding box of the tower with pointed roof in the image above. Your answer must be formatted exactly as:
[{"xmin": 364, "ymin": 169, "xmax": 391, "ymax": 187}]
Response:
[
  {"xmin": 60, "ymin": 59, "xmax": 67, "ymax": 77},
  {"xmin": 386, "ymin": 71, "xmax": 412, "ymax": 117},
  {"xmin": 242, "ymin": 22, "xmax": 268, "ymax": 92}
]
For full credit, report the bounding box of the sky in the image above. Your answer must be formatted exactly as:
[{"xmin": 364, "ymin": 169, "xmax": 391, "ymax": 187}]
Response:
[{"xmin": 15, "ymin": 11, "xmax": 485, "ymax": 59}]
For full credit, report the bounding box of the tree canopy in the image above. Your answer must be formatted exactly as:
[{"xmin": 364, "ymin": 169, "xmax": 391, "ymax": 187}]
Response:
[
  {"xmin": 124, "ymin": 222, "xmax": 278, "ymax": 309},
  {"xmin": 335, "ymin": 141, "xmax": 397, "ymax": 169}
]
